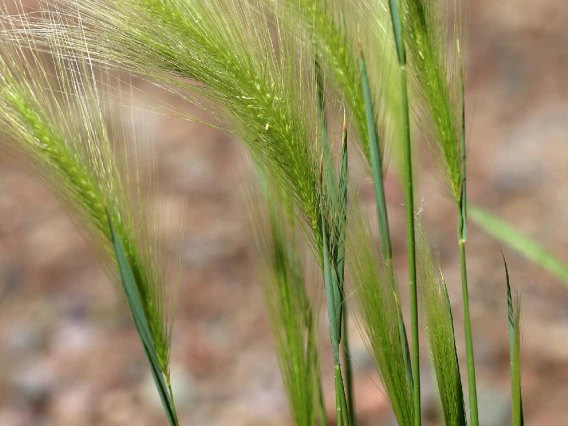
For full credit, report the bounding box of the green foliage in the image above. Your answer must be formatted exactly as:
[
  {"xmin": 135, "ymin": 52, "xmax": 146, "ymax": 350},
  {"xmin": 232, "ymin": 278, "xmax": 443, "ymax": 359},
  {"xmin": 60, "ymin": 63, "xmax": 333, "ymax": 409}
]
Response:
[{"xmin": 0, "ymin": 1, "xmax": 531, "ymax": 426}]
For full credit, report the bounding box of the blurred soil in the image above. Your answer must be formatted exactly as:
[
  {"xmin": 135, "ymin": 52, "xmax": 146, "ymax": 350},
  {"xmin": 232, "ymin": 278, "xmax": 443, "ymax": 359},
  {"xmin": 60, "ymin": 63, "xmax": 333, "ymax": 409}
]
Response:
[{"xmin": 1, "ymin": 1, "xmax": 568, "ymax": 425}]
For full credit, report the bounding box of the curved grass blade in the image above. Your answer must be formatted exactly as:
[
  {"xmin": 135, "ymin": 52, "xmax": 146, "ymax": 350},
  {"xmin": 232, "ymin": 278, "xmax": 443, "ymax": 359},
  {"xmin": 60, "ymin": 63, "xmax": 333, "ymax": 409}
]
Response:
[
  {"xmin": 108, "ymin": 213, "xmax": 178, "ymax": 426},
  {"xmin": 347, "ymin": 203, "xmax": 413, "ymax": 426},
  {"xmin": 416, "ymin": 221, "xmax": 466, "ymax": 426},
  {"xmin": 503, "ymin": 255, "xmax": 524, "ymax": 426},
  {"xmin": 471, "ymin": 205, "xmax": 568, "ymax": 287}
]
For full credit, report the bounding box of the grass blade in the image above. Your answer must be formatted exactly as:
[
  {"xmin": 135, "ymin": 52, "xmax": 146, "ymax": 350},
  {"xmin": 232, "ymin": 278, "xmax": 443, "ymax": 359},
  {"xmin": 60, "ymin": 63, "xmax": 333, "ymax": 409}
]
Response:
[
  {"xmin": 360, "ymin": 45, "xmax": 412, "ymax": 392},
  {"xmin": 470, "ymin": 205, "xmax": 568, "ymax": 286},
  {"xmin": 108, "ymin": 213, "xmax": 178, "ymax": 426},
  {"xmin": 503, "ymin": 255, "xmax": 524, "ymax": 426},
  {"xmin": 347, "ymin": 203, "xmax": 413, "ymax": 426},
  {"xmin": 385, "ymin": 1, "xmax": 421, "ymax": 423},
  {"xmin": 416, "ymin": 221, "xmax": 466, "ymax": 426}
]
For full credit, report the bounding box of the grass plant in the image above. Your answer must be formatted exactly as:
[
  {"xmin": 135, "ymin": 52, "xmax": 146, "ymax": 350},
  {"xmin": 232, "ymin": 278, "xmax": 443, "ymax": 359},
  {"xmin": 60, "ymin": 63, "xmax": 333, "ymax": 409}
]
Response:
[{"xmin": 0, "ymin": 0, "xmax": 531, "ymax": 425}]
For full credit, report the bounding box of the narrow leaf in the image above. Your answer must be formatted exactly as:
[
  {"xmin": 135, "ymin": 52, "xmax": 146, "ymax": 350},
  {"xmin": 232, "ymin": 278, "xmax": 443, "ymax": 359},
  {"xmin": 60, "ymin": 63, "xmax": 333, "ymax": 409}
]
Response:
[
  {"xmin": 108, "ymin": 213, "xmax": 178, "ymax": 426},
  {"xmin": 503, "ymin": 255, "xmax": 524, "ymax": 426},
  {"xmin": 470, "ymin": 205, "xmax": 568, "ymax": 286},
  {"xmin": 360, "ymin": 49, "xmax": 412, "ymax": 391},
  {"xmin": 416, "ymin": 221, "xmax": 466, "ymax": 426},
  {"xmin": 387, "ymin": 0, "xmax": 406, "ymax": 65}
]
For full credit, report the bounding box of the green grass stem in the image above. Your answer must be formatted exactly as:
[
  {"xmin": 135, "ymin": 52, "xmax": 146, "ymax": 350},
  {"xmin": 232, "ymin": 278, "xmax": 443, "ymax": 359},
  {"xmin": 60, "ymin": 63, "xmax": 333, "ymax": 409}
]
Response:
[
  {"xmin": 503, "ymin": 255, "xmax": 524, "ymax": 426},
  {"xmin": 342, "ymin": 309, "xmax": 354, "ymax": 425},
  {"xmin": 457, "ymin": 74, "xmax": 479, "ymax": 426},
  {"xmin": 386, "ymin": 1, "xmax": 420, "ymax": 422}
]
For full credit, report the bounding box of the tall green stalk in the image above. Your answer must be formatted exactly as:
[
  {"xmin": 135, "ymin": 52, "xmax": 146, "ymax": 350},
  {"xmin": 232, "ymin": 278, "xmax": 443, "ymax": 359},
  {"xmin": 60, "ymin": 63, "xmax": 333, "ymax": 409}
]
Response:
[
  {"xmin": 316, "ymin": 62, "xmax": 353, "ymax": 426},
  {"xmin": 342, "ymin": 311, "xmax": 354, "ymax": 425},
  {"xmin": 360, "ymin": 48, "xmax": 412, "ymax": 390},
  {"xmin": 386, "ymin": 1, "xmax": 420, "ymax": 425}
]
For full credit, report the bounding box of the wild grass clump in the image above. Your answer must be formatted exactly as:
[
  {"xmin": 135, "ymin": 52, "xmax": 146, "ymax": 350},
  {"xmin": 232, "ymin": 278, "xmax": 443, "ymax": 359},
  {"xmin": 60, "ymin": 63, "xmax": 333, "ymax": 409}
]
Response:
[{"xmin": 0, "ymin": 1, "xmax": 531, "ymax": 426}]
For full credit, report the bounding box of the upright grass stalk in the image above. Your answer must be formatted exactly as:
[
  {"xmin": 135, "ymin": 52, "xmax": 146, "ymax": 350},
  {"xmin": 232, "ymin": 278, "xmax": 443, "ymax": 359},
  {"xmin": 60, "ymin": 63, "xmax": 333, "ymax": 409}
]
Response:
[
  {"xmin": 385, "ymin": 1, "xmax": 420, "ymax": 424},
  {"xmin": 316, "ymin": 63, "xmax": 354, "ymax": 424},
  {"xmin": 398, "ymin": 0, "xmax": 478, "ymax": 423},
  {"xmin": 319, "ymin": 118, "xmax": 351, "ymax": 426},
  {"xmin": 503, "ymin": 255, "xmax": 524, "ymax": 426},
  {"xmin": 456, "ymin": 70, "xmax": 479, "ymax": 426},
  {"xmin": 359, "ymin": 43, "xmax": 412, "ymax": 390}
]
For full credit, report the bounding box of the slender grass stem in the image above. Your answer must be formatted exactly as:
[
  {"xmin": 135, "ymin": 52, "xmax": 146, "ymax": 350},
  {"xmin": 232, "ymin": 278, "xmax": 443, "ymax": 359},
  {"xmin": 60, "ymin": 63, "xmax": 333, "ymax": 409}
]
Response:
[
  {"xmin": 334, "ymin": 365, "xmax": 350, "ymax": 426},
  {"xmin": 360, "ymin": 48, "xmax": 413, "ymax": 391},
  {"xmin": 341, "ymin": 310, "xmax": 354, "ymax": 425},
  {"xmin": 458, "ymin": 73, "xmax": 479, "ymax": 426},
  {"xmin": 318, "ymin": 378, "xmax": 329, "ymax": 426},
  {"xmin": 165, "ymin": 373, "xmax": 179, "ymax": 425},
  {"xmin": 385, "ymin": 0, "xmax": 420, "ymax": 421},
  {"xmin": 459, "ymin": 240, "xmax": 478, "ymax": 426},
  {"xmin": 400, "ymin": 65, "xmax": 420, "ymax": 426}
]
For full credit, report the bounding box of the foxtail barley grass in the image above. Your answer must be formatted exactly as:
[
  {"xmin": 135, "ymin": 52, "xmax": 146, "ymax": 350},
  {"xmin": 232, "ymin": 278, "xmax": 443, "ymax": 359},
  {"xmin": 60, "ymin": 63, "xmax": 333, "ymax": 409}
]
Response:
[
  {"xmin": 0, "ymin": 0, "xmax": 529, "ymax": 425},
  {"xmin": 0, "ymin": 3, "xmax": 180, "ymax": 423}
]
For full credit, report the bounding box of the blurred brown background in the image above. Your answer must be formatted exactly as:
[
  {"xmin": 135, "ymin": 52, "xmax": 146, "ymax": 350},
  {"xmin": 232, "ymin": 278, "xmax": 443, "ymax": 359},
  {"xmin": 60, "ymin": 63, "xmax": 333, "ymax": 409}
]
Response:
[{"xmin": 1, "ymin": 0, "xmax": 567, "ymax": 425}]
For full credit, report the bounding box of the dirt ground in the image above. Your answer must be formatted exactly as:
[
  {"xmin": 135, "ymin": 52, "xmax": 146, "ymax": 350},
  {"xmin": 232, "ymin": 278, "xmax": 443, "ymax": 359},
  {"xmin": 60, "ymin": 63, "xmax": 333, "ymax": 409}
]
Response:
[{"xmin": 1, "ymin": 1, "xmax": 567, "ymax": 425}]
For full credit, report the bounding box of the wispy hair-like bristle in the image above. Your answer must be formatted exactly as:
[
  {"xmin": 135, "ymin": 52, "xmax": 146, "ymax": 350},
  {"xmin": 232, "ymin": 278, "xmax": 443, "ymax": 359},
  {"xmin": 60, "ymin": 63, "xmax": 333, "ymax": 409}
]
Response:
[
  {"xmin": 12, "ymin": 0, "xmax": 324, "ymax": 246},
  {"xmin": 249, "ymin": 186, "xmax": 323, "ymax": 426},
  {"xmin": 402, "ymin": 0, "xmax": 467, "ymax": 200}
]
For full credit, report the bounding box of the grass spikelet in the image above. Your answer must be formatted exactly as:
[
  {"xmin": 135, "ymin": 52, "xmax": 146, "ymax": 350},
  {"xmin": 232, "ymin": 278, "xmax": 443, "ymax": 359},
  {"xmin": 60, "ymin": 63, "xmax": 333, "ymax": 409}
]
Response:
[
  {"xmin": 16, "ymin": 0, "xmax": 323, "ymax": 243},
  {"xmin": 265, "ymin": 0, "xmax": 404, "ymax": 171},
  {"xmin": 249, "ymin": 188, "xmax": 323, "ymax": 426},
  {"xmin": 0, "ymin": 6, "xmax": 179, "ymax": 423},
  {"xmin": 503, "ymin": 255, "xmax": 524, "ymax": 426},
  {"xmin": 402, "ymin": 0, "xmax": 466, "ymax": 200},
  {"xmin": 347, "ymin": 202, "xmax": 413, "ymax": 426},
  {"xmin": 415, "ymin": 221, "xmax": 466, "ymax": 426},
  {"xmin": 319, "ymin": 118, "xmax": 351, "ymax": 426}
]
